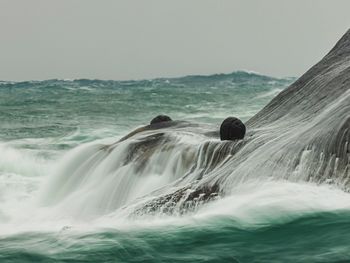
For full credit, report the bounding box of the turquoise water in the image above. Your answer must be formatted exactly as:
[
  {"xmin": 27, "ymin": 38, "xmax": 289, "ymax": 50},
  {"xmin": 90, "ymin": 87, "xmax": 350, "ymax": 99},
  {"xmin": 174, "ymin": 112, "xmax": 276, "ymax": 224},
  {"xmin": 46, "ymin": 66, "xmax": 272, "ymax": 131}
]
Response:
[
  {"xmin": 2, "ymin": 211, "xmax": 350, "ymax": 262},
  {"xmin": 1, "ymin": 72, "xmax": 350, "ymax": 262}
]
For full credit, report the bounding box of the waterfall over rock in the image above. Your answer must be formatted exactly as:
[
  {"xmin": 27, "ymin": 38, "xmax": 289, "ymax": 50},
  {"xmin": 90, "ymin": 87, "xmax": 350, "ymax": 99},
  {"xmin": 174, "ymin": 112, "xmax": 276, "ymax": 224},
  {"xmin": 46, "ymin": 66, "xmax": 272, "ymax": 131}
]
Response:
[{"xmin": 40, "ymin": 29, "xmax": 350, "ymax": 217}]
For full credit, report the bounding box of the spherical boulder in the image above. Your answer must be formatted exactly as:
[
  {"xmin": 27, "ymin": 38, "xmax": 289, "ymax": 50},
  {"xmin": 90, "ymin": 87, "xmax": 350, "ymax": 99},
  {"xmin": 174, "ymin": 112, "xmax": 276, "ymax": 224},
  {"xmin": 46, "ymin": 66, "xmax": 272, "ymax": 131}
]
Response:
[
  {"xmin": 220, "ymin": 117, "xmax": 246, "ymax": 141},
  {"xmin": 150, "ymin": 115, "xmax": 172, "ymax": 125}
]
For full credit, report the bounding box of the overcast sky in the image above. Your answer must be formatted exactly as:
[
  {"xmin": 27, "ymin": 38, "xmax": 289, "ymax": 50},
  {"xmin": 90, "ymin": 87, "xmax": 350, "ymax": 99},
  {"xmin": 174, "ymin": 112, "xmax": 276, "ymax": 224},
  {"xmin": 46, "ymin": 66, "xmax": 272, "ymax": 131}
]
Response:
[{"xmin": 0, "ymin": 0, "xmax": 350, "ymax": 81}]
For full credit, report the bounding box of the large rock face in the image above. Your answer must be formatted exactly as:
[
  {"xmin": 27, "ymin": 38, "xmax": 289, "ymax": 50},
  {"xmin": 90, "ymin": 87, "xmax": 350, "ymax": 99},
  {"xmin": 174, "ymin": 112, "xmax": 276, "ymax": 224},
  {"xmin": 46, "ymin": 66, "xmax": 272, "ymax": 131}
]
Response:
[
  {"xmin": 245, "ymin": 29, "xmax": 350, "ymax": 186},
  {"xmin": 130, "ymin": 29, "xmax": 350, "ymax": 214}
]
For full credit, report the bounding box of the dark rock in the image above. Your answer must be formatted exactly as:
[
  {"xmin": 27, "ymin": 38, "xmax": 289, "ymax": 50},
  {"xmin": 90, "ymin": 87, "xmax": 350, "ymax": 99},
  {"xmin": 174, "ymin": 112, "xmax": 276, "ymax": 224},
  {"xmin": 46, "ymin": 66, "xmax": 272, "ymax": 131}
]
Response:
[
  {"xmin": 150, "ymin": 115, "xmax": 172, "ymax": 125},
  {"xmin": 220, "ymin": 117, "xmax": 246, "ymax": 140}
]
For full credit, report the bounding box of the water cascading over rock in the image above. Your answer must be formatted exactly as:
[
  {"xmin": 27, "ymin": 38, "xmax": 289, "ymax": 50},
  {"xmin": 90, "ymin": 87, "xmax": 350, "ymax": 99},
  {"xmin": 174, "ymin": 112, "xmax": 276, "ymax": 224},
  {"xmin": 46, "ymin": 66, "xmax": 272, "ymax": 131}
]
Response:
[{"xmin": 40, "ymin": 29, "xmax": 350, "ymax": 218}]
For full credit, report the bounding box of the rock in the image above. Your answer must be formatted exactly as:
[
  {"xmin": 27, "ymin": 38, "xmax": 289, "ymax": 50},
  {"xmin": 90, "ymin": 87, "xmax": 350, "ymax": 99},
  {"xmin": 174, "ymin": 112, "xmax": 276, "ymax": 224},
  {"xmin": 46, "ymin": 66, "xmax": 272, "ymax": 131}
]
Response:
[
  {"xmin": 150, "ymin": 115, "xmax": 172, "ymax": 125},
  {"xmin": 220, "ymin": 117, "xmax": 246, "ymax": 140}
]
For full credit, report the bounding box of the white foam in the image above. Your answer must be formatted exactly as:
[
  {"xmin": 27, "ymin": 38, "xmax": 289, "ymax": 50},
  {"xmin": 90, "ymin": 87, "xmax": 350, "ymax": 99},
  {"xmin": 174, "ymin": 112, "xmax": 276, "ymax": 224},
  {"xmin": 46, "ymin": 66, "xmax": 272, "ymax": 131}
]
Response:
[
  {"xmin": 0, "ymin": 143, "xmax": 49, "ymax": 177},
  {"xmin": 2, "ymin": 179, "xmax": 349, "ymax": 236}
]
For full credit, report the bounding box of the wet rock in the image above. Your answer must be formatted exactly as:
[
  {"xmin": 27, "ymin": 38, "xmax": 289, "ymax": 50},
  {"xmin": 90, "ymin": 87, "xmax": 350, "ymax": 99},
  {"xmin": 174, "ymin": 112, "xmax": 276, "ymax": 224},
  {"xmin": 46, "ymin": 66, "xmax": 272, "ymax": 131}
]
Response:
[
  {"xmin": 220, "ymin": 117, "xmax": 246, "ymax": 141},
  {"xmin": 150, "ymin": 115, "xmax": 172, "ymax": 125}
]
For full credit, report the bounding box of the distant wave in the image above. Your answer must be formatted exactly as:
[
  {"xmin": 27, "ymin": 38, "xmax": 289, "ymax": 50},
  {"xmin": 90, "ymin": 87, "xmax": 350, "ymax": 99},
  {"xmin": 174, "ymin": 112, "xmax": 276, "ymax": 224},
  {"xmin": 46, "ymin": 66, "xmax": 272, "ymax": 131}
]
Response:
[{"xmin": 0, "ymin": 70, "xmax": 295, "ymax": 84}]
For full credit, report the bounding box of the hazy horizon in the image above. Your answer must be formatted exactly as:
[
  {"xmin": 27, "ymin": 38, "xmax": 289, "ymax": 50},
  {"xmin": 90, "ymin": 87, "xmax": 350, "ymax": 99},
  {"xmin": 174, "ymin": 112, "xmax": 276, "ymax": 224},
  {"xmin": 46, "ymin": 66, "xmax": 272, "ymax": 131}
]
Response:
[
  {"xmin": 0, "ymin": 70, "xmax": 296, "ymax": 83},
  {"xmin": 1, "ymin": 0, "xmax": 350, "ymax": 81}
]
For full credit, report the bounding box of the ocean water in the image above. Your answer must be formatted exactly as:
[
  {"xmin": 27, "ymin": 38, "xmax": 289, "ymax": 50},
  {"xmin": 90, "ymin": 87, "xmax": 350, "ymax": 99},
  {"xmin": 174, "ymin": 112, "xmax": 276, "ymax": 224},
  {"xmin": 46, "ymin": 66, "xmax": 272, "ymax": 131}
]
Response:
[{"xmin": 1, "ymin": 72, "xmax": 350, "ymax": 262}]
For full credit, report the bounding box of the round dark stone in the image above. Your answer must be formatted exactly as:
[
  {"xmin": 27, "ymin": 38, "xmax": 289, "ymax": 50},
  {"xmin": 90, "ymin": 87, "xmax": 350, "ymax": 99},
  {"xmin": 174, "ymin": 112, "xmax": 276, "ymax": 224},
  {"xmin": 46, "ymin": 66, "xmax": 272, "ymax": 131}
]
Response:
[
  {"xmin": 220, "ymin": 117, "xmax": 246, "ymax": 141},
  {"xmin": 150, "ymin": 115, "xmax": 172, "ymax": 125}
]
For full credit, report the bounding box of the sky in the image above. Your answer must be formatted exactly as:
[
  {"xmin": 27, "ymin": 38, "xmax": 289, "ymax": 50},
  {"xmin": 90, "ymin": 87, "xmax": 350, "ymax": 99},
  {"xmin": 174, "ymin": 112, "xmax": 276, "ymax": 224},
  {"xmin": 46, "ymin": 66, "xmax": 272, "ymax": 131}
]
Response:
[{"xmin": 0, "ymin": 0, "xmax": 350, "ymax": 81}]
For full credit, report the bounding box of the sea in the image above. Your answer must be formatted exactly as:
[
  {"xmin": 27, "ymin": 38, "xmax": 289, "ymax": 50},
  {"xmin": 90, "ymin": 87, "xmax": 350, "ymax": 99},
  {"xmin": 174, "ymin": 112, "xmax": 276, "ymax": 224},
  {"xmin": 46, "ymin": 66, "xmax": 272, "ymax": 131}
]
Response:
[{"xmin": 1, "ymin": 71, "xmax": 350, "ymax": 262}]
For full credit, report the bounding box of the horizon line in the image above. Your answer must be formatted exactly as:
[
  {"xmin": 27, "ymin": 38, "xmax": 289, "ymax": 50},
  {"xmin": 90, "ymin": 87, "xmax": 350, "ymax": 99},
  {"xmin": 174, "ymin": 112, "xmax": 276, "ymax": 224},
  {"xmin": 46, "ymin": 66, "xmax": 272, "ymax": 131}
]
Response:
[{"xmin": 0, "ymin": 69, "xmax": 297, "ymax": 83}]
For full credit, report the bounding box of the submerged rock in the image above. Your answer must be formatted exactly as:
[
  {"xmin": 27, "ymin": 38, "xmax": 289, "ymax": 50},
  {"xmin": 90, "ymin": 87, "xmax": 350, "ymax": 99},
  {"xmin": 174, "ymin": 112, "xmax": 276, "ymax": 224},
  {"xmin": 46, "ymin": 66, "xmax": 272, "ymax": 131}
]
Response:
[
  {"xmin": 150, "ymin": 115, "xmax": 172, "ymax": 125},
  {"xmin": 220, "ymin": 117, "xmax": 246, "ymax": 141}
]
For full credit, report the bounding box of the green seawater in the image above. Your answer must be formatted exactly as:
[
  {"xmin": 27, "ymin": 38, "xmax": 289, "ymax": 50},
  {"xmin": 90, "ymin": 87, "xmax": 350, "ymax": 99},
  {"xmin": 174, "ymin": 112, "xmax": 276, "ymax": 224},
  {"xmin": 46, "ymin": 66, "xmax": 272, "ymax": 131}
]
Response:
[
  {"xmin": 1, "ymin": 211, "xmax": 350, "ymax": 263},
  {"xmin": 1, "ymin": 72, "xmax": 350, "ymax": 262}
]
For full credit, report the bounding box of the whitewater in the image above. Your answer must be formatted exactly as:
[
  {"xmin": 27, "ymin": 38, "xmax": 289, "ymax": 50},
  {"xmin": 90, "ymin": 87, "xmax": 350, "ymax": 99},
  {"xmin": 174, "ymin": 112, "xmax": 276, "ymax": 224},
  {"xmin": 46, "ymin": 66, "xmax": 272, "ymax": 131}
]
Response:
[{"xmin": 0, "ymin": 30, "xmax": 349, "ymax": 262}]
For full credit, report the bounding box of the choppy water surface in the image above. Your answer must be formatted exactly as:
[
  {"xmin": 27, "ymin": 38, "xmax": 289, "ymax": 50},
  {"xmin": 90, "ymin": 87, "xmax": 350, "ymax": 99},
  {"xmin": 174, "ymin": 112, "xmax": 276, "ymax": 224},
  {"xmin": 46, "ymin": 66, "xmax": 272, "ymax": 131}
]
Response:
[{"xmin": 1, "ymin": 72, "xmax": 350, "ymax": 262}]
